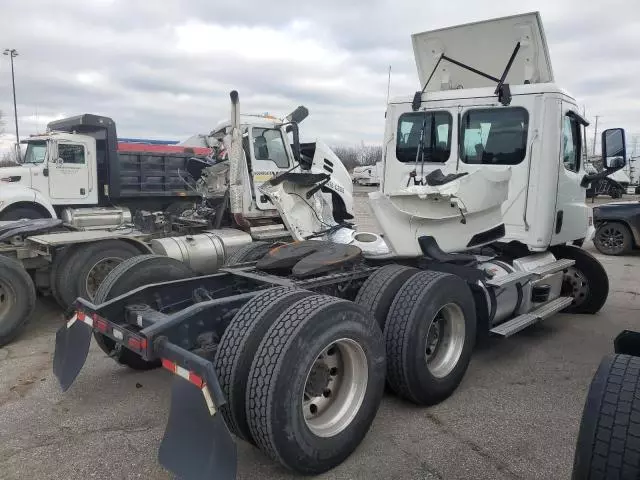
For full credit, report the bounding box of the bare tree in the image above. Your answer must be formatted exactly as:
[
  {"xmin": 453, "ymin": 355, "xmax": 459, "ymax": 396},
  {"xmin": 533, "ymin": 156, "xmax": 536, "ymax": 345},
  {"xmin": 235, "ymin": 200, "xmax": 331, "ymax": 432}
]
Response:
[{"xmin": 331, "ymin": 144, "xmax": 383, "ymax": 172}]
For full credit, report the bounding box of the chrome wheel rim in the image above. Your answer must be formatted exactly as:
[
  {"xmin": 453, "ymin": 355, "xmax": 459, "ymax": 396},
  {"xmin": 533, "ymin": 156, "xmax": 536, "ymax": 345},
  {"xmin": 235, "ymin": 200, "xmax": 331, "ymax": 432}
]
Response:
[
  {"xmin": 85, "ymin": 257, "xmax": 123, "ymax": 300},
  {"xmin": 302, "ymin": 338, "xmax": 368, "ymax": 438},
  {"xmin": 563, "ymin": 266, "xmax": 589, "ymax": 307},
  {"xmin": 0, "ymin": 279, "xmax": 14, "ymax": 318},
  {"xmin": 425, "ymin": 303, "xmax": 466, "ymax": 378}
]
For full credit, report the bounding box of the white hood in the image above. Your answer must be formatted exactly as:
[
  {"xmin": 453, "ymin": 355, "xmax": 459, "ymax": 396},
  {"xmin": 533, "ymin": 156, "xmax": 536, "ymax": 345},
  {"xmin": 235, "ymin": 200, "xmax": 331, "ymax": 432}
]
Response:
[{"xmin": 412, "ymin": 11, "xmax": 554, "ymax": 91}]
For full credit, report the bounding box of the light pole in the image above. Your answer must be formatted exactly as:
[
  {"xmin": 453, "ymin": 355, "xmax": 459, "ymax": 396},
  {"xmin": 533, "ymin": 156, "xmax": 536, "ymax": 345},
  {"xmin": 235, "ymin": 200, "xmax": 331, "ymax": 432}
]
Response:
[{"xmin": 3, "ymin": 48, "xmax": 19, "ymax": 145}]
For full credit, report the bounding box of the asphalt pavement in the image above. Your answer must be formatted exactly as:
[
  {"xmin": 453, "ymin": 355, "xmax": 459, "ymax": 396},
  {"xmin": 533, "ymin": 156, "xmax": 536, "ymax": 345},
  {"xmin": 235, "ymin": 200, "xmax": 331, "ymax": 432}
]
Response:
[{"xmin": 0, "ymin": 189, "xmax": 638, "ymax": 479}]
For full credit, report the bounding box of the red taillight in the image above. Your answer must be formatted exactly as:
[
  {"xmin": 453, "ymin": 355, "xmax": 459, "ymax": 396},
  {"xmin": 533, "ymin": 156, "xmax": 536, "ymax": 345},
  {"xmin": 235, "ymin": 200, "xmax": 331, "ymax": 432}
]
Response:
[
  {"xmin": 94, "ymin": 317, "xmax": 107, "ymax": 332},
  {"xmin": 128, "ymin": 337, "xmax": 142, "ymax": 350}
]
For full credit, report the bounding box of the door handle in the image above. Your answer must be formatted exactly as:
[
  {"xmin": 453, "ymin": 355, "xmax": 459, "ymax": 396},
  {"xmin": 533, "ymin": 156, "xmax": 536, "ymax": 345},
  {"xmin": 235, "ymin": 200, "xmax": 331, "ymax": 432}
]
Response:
[{"xmin": 43, "ymin": 168, "xmax": 49, "ymax": 177}]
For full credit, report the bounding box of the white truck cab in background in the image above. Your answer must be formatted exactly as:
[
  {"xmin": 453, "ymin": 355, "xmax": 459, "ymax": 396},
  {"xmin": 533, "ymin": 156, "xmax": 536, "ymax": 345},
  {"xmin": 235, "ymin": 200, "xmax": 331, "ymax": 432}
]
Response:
[{"xmin": 4, "ymin": 132, "xmax": 98, "ymax": 216}]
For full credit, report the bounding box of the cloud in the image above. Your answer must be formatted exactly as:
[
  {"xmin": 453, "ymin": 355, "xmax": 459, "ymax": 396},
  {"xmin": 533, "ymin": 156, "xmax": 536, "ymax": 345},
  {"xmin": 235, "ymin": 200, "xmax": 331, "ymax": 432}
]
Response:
[{"xmin": 1, "ymin": 0, "xmax": 639, "ymax": 157}]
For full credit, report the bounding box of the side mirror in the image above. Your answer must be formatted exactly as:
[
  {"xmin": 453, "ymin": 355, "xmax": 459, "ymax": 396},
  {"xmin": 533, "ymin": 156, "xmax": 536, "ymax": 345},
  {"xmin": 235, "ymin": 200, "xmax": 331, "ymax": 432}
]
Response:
[
  {"xmin": 285, "ymin": 106, "xmax": 309, "ymax": 125},
  {"xmin": 602, "ymin": 128, "xmax": 626, "ymax": 170},
  {"xmin": 288, "ymin": 122, "xmax": 302, "ymax": 165}
]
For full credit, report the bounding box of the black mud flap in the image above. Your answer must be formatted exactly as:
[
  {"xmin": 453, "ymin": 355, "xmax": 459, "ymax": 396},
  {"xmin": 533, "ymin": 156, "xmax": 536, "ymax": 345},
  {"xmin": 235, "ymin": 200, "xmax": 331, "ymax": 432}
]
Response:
[
  {"xmin": 159, "ymin": 377, "xmax": 237, "ymax": 480},
  {"xmin": 53, "ymin": 319, "xmax": 92, "ymax": 391}
]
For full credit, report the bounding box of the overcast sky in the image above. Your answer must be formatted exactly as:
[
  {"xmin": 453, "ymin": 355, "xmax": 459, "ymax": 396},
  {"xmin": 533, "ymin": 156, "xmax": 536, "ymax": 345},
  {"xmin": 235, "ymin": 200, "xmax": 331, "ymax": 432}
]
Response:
[{"xmin": 0, "ymin": 0, "xmax": 639, "ymax": 154}]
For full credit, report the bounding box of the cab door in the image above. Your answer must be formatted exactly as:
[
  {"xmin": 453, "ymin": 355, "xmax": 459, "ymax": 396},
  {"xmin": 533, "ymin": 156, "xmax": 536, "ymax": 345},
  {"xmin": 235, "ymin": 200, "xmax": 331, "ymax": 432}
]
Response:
[
  {"xmin": 249, "ymin": 127, "xmax": 292, "ymax": 210},
  {"xmin": 49, "ymin": 141, "xmax": 91, "ymax": 202},
  {"xmin": 550, "ymin": 104, "xmax": 589, "ymax": 244}
]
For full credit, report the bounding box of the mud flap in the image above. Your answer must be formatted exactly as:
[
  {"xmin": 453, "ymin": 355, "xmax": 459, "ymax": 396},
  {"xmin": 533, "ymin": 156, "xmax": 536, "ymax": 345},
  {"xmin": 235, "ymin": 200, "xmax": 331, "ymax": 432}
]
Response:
[
  {"xmin": 159, "ymin": 376, "xmax": 237, "ymax": 480},
  {"xmin": 53, "ymin": 318, "xmax": 92, "ymax": 391}
]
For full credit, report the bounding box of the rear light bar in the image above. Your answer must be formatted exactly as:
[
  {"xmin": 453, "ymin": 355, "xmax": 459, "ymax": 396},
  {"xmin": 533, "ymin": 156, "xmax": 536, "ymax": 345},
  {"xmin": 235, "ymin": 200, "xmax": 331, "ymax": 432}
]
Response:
[
  {"xmin": 162, "ymin": 359, "xmax": 216, "ymax": 415},
  {"xmin": 68, "ymin": 310, "xmax": 148, "ymax": 353}
]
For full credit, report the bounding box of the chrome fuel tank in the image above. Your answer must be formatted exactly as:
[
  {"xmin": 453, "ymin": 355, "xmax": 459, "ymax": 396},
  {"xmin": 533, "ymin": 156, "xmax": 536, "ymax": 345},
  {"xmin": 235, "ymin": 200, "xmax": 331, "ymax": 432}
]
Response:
[
  {"xmin": 150, "ymin": 229, "xmax": 252, "ymax": 274},
  {"xmin": 61, "ymin": 207, "xmax": 132, "ymax": 230}
]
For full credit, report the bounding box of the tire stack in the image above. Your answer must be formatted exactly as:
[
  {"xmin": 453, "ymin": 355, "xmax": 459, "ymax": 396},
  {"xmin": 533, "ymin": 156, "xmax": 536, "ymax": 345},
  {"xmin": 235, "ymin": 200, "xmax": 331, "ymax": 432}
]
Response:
[{"xmin": 211, "ymin": 264, "xmax": 478, "ymax": 475}]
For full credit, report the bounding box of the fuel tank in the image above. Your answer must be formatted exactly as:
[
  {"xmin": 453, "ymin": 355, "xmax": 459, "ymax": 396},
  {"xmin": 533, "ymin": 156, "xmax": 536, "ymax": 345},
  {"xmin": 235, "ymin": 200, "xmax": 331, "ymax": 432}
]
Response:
[
  {"xmin": 150, "ymin": 229, "xmax": 252, "ymax": 274},
  {"xmin": 61, "ymin": 207, "xmax": 132, "ymax": 230}
]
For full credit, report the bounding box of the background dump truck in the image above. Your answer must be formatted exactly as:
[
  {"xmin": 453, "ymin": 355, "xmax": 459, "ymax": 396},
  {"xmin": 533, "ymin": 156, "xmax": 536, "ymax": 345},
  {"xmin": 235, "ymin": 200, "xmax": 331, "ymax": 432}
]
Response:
[
  {"xmin": 0, "ymin": 102, "xmax": 352, "ymax": 347},
  {"xmin": 53, "ymin": 12, "xmax": 627, "ymax": 480}
]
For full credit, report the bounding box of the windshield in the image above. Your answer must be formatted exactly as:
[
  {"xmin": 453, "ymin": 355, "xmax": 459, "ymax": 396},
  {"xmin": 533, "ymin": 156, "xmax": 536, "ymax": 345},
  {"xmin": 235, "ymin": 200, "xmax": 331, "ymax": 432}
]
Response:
[
  {"xmin": 252, "ymin": 128, "xmax": 289, "ymax": 168},
  {"xmin": 24, "ymin": 141, "xmax": 47, "ymax": 164}
]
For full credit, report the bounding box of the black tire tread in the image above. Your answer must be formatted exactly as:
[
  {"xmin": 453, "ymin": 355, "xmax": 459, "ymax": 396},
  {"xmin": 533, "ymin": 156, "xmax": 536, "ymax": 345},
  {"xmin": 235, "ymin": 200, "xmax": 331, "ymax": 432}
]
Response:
[
  {"xmin": 214, "ymin": 286, "xmax": 313, "ymax": 442},
  {"xmin": 0, "ymin": 256, "xmax": 36, "ymax": 346},
  {"xmin": 224, "ymin": 241, "xmax": 271, "ymax": 266},
  {"xmin": 354, "ymin": 264, "xmax": 418, "ymax": 328},
  {"xmin": 93, "ymin": 254, "xmax": 162, "ymax": 304},
  {"xmin": 573, "ymin": 354, "xmax": 640, "ymax": 480},
  {"xmin": 384, "ymin": 270, "xmax": 448, "ymax": 403},
  {"xmin": 247, "ymin": 295, "xmax": 353, "ymax": 466}
]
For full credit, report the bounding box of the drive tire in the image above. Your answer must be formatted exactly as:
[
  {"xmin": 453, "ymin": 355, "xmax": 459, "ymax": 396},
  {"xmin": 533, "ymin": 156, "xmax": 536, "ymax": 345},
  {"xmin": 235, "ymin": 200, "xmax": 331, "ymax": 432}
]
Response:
[
  {"xmin": 354, "ymin": 264, "xmax": 419, "ymax": 329},
  {"xmin": 551, "ymin": 244, "xmax": 609, "ymax": 314},
  {"xmin": 0, "ymin": 256, "xmax": 36, "ymax": 346},
  {"xmin": 57, "ymin": 240, "xmax": 142, "ymax": 307},
  {"xmin": 0, "ymin": 206, "xmax": 45, "ymax": 221},
  {"xmin": 93, "ymin": 255, "xmax": 194, "ymax": 370},
  {"xmin": 224, "ymin": 241, "xmax": 273, "ymax": 266},
  {"xmin": 385, "ymin": 270, "xmax": 476, "ymax": 405},
  {"xmin": 572, "ymin": 354, "xmax": 640, "ymax": 479},
  {"xmin": 50, "ymin": 246, "xmax": 81, "ymax": 308},
  {"xmin": 214, "ymin": 286, "xmax": 314, "ymax": 443},
  {"xmin": 246, "ymin": 295, "xmax": 385, "ymax": 475},
  {"xmin": 594, "ymin": 222, "xmax": 633, "ymax": 256}
]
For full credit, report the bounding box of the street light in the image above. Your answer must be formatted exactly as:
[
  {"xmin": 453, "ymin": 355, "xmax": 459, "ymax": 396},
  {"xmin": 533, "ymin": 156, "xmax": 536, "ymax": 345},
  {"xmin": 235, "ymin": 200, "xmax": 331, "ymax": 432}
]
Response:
[{"xmin": 3, "ymin": 48, "xmax": 19, "ymax": 146}]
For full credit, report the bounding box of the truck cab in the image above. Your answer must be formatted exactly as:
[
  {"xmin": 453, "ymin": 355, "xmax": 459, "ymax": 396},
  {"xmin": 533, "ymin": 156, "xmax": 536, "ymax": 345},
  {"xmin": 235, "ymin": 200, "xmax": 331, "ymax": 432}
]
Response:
[
  {"xmin": 22, "ymin": 132, "xmax": 99, "ymax": 205},
  {"xmin": 373, "ymin": 12, "xmax": 625, "ymax": 255}
]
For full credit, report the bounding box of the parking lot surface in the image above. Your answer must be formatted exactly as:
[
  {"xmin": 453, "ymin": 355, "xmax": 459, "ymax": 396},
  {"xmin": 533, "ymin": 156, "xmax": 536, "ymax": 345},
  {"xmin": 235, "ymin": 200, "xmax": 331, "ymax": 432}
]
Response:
[{"xmin": 0, "ymin": 188, "xmax": 638, "ymax": 480}]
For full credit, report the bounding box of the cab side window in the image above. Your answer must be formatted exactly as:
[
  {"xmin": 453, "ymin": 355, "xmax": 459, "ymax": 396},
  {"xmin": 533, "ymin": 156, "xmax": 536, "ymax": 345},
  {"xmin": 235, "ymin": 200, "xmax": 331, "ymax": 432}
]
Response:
[
  {"xmin": 58, "ymin": 144, "xmax": 85, "ymax": 164},
  {"xmin": 562, "ymin": 115, "xmax": 581, "ymax": 172}
]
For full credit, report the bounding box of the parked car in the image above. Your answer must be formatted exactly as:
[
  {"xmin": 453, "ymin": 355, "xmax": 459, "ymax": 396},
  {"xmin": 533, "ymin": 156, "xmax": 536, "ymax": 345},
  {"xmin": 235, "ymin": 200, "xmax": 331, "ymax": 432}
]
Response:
[{"xmin": 592, "ymin": 201, "xmax": 640, "ymax": 255}]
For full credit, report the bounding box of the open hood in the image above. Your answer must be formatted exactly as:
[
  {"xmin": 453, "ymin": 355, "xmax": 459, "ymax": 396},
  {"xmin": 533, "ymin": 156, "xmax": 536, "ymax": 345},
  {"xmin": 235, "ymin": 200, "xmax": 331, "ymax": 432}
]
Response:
[{"xmin": 412, "ymin": 11, "xmax": 554, "ymax": 91}]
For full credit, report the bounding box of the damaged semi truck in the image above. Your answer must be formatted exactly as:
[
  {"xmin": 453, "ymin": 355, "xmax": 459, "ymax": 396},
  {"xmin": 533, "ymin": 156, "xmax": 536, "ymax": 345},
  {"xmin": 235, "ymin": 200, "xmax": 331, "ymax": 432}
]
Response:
[
  {"xmin": 54, "ymin": 12, "xmax": 625, "ymax": 479},
  {"xmin": 0, "ymin": 105, "xmax": 348, "ymax": 345}
]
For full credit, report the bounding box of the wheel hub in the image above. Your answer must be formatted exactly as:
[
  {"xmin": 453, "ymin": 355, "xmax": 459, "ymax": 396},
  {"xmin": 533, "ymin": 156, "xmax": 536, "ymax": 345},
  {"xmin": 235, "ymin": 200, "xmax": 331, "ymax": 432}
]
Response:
[
  {"xmin": 302, "ymin": 339, "xmax": 368, "ymax": 438},
  {"xmin": 304, "ymin": 362, "xmax": 331, "ymax": 398},
  {"xmin": 424, "ymin": 303, "xmax": 466, "ymax": 379},
  {"xmin": 85, "ymin": 257, "xmax": 123, "ymax": 299},
  {"xmin": 562, "ymin": 266, "xmax": 589, "ymax": 307}
]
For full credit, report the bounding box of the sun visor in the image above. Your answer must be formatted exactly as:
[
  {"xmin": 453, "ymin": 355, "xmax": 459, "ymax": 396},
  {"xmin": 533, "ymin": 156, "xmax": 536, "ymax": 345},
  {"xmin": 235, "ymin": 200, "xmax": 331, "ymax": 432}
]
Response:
[{"xmin": 412, "ymin": 12, "xmax": 554, "ymax": 91}]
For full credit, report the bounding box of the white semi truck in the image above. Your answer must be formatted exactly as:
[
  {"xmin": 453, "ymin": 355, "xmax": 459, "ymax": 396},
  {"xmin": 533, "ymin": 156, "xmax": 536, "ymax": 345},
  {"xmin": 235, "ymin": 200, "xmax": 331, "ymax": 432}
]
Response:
[{"xmin": 53, "ymin": 12, "xmax": 626, "ymax": 480}]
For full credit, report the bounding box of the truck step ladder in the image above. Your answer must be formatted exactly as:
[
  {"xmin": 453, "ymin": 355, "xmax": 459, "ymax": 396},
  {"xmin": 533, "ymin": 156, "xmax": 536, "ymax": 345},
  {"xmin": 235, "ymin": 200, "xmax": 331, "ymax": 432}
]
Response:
[{"xmin": 490, "ymin": 296, "xmax": 574, "ymax": 338}]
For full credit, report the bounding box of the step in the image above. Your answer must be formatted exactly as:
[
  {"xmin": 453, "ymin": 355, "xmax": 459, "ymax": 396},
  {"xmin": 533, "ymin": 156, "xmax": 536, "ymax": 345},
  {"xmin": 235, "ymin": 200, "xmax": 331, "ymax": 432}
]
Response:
[
  {"xmin": 249, "ymin": 225, "xmax": 290, "ymax": 240},
  {"xmin": 490, "ymin": 296, "xmax": 574, "ymax": 338},
  {"xmin": 531, "ymin": 258, "xmax": 575, "ymax": 276},
  {"xmin": 485, "ymin": 270, "xmax": 535, "ymax": 288}
]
